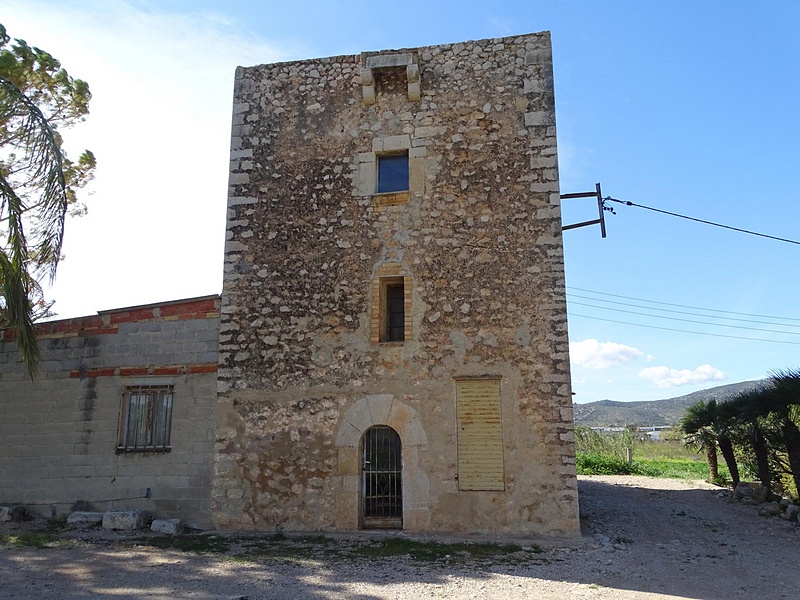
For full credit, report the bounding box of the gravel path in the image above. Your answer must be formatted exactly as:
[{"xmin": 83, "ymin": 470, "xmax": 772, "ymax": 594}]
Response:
[{"xmin": 2, "ymin": 476, "xmax": 798, "ymax": 599}]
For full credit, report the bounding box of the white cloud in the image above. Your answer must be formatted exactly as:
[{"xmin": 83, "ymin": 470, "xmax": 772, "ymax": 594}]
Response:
[
  {"xmin": 639, "ymin": 364, "xmax": 726, "ymax": 389},
  {"xmin": 570, "ymin": 339, "xmax": 645, "ymax": 369}
]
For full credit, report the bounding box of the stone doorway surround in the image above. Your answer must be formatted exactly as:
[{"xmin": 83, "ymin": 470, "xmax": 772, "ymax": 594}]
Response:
[{"xmin": 334, "ymin": 394, "xmax": 430, "ymax": 530}]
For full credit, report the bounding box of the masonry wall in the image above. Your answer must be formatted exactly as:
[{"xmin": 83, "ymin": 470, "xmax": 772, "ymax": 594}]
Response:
[
  {"xmin": 0, "ymin": 296, "xmax": 219, "ymax": 527},
  {"xmin": 215, "ymin": 32, "xmax": 579, "ymax": 537}
]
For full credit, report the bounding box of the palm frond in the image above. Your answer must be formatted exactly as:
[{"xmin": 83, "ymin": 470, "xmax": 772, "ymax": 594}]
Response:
[
  {"xmin": 0, "ymin": 248, "xmax": 38, "ymax": 377},
  {"xmin": 0, "ymin": 73, "xmax": 68, "ymax": 279}
]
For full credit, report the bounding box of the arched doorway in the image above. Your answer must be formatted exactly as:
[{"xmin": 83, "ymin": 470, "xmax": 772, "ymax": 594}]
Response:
[{"xmin": 361, "ymin": 426, "xmax": 402, "ymax": 529}]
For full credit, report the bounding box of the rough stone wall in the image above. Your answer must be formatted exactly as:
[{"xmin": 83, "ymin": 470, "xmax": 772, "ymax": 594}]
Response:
[
  {"xmin": 0, "ymin": 297, "xmax": 220, "ymax": 527},
  {"xmin": 215, "ymin": 31, "xmax": 579, "ymax": 537}
]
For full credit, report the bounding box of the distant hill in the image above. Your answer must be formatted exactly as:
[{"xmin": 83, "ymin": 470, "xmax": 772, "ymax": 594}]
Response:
[{"xmin": 573, "ymin": 380, "xmax": 766, "ymax": 427}]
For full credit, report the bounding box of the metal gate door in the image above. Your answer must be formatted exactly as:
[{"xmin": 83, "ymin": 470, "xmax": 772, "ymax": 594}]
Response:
[{"xmin": 362, "ymin": 426, "xmax": 402, "ymax": 529}]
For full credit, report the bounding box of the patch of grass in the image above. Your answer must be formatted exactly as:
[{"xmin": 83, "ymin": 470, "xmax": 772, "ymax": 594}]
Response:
[
  {"xmin": 143, "ymin": 534, "xmax": 232, "ymax": 554},
  {"xmin": 131, "ymin": 533, "xmax": 536, "ymax": 565},
  {"xmin": 239, "ymin": 538, "xmax": 330, "ymax": 564},
  {"xmin": 634, "ymin": 440, "xmax": 700, "ymax": 461},
  {"xmin": 578, "ymin": 439, "xmax": 734, "ymax": 482},
  {"xmin": 576, "ymin": 453, "xmax": 662, "ymax": 476},
  {"xmin": 1, "ymin": 531, "xmax": 54, "ymax": 549},
  {"xmin": 353, "ymin": 538, "xmax": 524, "ymax": 562},
  {"xmin": 140, "ymin": 533, "xmax": 334, "ymax": 564},
  {"xmin": 636, "ymin": 458, "xmax": 730, "ymax": 482},
  {"xmin": 292, "ymin": 534, "xmax": 334, "ymax": 545}
]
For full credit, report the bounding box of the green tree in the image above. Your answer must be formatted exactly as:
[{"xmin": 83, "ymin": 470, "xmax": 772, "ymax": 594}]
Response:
[
  {"xmin": 0, "ymin": 24, "xmax": 94, "ymax": 376},
  {"xmin": 680, "ymin": 400, "xmax": 720, "ymax": 482},
  {"xmin": 759, "ymin": 370, "xmax": 800, "ymax": 495},
  {"xmin": 727, "ymin": 387, "xmax": 776, "ymax": 491},
  {"xmin": 682, "ymin": 398, "xmax": 741, "ymax": 487}
]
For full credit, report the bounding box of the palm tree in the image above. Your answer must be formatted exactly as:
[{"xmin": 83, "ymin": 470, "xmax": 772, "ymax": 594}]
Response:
[
  {"xmin": 727, "ymin": 388, "xmax": 774, "ymax": 490},
  {"xmin": 763, "ymin": 369, "xmax": 800, "ymax": 495},
  {"xmin": 0, "ymin": 24, "xmax": 93, "ymax": 377},
  {"xmin": 0, "ymin": 75, "xmax": 63, "ymax": 375},
  {"xmin": 680, "ymin": 400, "xmax": 720, "ymax": 482},
  {"xmin": 705, "ymin": 399, "xmax": 741, "ymax": 487}
]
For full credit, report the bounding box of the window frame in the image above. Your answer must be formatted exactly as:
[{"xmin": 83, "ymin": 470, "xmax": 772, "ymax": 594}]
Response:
[
  {"xmin": 376, "ymin": 151, "xmax": 409, "ymax": 194},
  {"xmin": 370, "ymin": 265, "xmax": 412, "ymax": 345},
  {"xmin": 117, "ymin": 384, "xmax": 174, "ymax": 453}
]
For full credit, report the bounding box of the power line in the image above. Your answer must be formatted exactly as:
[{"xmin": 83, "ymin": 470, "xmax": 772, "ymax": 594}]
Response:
[
  {"xmin": 567, "ymin": 293, "xmax": 800, "ymax": 329},
  {"xmin": 567, "ymin": 286, "xmax": 800, "ymax": 323},
  {"xmin": 568, "ymin": 312, "xmax": 800, "ymax": 346},
  {"xmin": 604, "ymin": 197, "xmax": 800, "ymax": 246},
  {"xmin": 568, "ymin": 300, "xmax": 800, "ymax": 336}
]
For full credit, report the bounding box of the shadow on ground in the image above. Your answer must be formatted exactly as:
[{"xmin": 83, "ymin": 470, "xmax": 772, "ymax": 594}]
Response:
[{"xmin": 2, "ymin": 477, "xmax": 798, "ymax": 599}]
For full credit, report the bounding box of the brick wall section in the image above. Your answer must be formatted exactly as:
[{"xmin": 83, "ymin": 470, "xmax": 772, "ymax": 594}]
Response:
[
  {"xmin": 0, "ymin": 296, "xmax": 220, "ymax": 527},
  {"xmin": 215, "ymin": 32, "xmax": 579, "ymax": 537}
]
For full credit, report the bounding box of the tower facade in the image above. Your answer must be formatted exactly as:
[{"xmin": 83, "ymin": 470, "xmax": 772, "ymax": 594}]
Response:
[{"xmin": 214, "ymin": 31, "xmax": 579, "ymax": 537}]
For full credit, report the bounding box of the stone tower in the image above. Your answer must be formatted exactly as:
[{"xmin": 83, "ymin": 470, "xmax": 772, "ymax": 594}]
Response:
[{"xmin": 214, "ymin": 31, "xmax": 579, "ymax": 537}]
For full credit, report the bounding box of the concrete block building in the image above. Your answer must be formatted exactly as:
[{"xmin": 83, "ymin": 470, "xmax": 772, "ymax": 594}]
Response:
[
  {"xmin": 214, "ymin": 31, "xmax": 579, "ymax": 537},
  {"xmin": 0, "ymin": 297, "xmax": 219, "ymax": 527},
  {"xmin": 0, "ymin": 31, "xmax": 578, "ymax": 538}
]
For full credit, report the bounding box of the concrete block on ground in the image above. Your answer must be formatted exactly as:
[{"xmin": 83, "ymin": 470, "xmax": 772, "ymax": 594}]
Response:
[
  {"xmin": 0, "ymin": 505, "xmax": 26, "ymax": 522},
  {"xmin": 102, "ymin": 509, "xmax": 148, "ymax": 530},
  {"xmin": 784, "ymin": 504, "xmax": 800, "ymax": 522},
  {"xmin": 150, "ymin": 518, "xmax": 184, "ymax": 535},
  {"xmin": 66, "ymin": 511, "xmax": 104, "ymax": 528},
  {"xmin": 758, "ymin": 502, "xmax": 783, "ymax": 517}
]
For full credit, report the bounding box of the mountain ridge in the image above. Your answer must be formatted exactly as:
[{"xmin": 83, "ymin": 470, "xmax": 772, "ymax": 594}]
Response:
[{"xmin": 573, "ymin": 380, "xmax": 766, "ymax": 427}]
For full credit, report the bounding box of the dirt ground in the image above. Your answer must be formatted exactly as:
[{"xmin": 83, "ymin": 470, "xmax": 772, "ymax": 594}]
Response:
[{"xmin": 2, "ymin": 476, "xmax": 798, "ymax": 599}]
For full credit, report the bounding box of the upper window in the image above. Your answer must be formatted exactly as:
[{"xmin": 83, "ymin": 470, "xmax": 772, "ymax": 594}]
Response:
[
  {"xmin": 117, "ymin": 385, "xmax": 174, "ymax": 452},
  {"xmin": 377, "ymin": 153, "xmax": 409, "ymax": 193}
]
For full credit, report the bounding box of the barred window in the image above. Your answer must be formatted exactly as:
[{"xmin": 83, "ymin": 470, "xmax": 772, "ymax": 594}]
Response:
[
  {"xmin": 383, "ymin": 279, "xmax": 405, "ymax": 342},
  {"xmin": 117, "ymin": 385, "xmax": 173, "ymax": 452}
]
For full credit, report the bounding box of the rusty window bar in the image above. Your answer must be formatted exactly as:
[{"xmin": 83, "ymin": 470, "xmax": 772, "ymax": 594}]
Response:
[{"xmin": 118, "ymin": 385, "xmax": 174, "ymax": 453}]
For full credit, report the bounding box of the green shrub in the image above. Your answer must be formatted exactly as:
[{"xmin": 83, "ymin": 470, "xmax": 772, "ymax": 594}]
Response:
[{"xmin": 574, "ymin": 426, "xmax": 636, "ymax": 461}]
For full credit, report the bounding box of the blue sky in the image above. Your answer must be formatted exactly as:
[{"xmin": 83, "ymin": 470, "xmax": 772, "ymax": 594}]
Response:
[{"xmin": 3, "ymin": 0, "xmax": 798, "ymax": 403}]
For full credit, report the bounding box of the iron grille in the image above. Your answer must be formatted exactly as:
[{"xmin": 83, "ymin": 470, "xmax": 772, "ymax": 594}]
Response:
[
  {"xmin": 117, "ymin": 385, "xmax": 173, "ymax": 452},
  {"xmin": 362, "ymin": 426, "xmax": 402, "ymax": 528}
]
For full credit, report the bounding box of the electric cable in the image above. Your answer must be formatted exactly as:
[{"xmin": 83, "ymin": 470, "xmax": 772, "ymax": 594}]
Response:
[
  {"xmin": 568, "ymin": 312, "xmax": 800, "ymax": 346},
  {"xmin": 567, "ymin": 286, "xmax": 800, "ymax": 323},
  {"xmin": 604, "ymin": 197, "xmax": 800, "ymax": 246},
  {"xmin": 567, "ymin": 293, "xmax": 800, "ymax": 329},
  {"xmin": 568, "ymin": 300, "xmax": 800, "ymax": 336}
]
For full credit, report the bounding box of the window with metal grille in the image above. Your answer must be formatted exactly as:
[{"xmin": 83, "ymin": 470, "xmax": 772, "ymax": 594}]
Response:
[
  {"xmin": 385, "ymin": 282, "xmax": 405, "ymax": 342},
  {"xmin": 377, "ymin": 152, "xmax": 409, "ymax": 193},
  {"xmin": 117, "ymin": 385, "xmax": 173, "ymax": 452},
  {"xmin": 378, "ymin": 277, "xmax": 406, "ymax": 343}
]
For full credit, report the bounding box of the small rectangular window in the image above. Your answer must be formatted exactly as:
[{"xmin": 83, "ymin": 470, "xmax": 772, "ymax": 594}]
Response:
[
  {"xmin": 378, "ymin": 277, "xmax": 405, "ymax": 343},
  {"xmin": 370, "ymin": 268, "xmax": 412, "ymax": 345},
  {"xmin": 377, "ymin": 153, "xmax": 409, "ymax": 193},
  {"xmin": 385, "ymin": 283, "xmax": 405, "ymax": 341},
  {"xmin": 117, "ymin": 385, "xmax": 173, "ymax": 452}
]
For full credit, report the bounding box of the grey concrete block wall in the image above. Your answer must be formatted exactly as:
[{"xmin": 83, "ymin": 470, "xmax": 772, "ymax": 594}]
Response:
[{"xmin": 0, "ymin": 296, "xmax": 219, "ymax": 528}]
